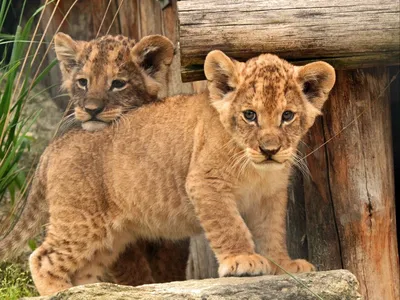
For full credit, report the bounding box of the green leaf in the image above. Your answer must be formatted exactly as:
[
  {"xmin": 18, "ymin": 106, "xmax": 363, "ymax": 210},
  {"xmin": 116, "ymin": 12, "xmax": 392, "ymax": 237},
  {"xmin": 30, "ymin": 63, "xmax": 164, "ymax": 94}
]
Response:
[{"xmin": 0, "ymin": 0, "xmax": 57, "ymax": 208}]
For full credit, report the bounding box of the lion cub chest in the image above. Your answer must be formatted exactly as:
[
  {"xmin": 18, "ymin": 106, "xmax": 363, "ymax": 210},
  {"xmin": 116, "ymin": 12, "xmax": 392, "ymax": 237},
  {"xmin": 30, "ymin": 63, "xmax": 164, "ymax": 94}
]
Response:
[{"xmin": 235, "ymin": 167, "xmax": 289, "ymax": 214}]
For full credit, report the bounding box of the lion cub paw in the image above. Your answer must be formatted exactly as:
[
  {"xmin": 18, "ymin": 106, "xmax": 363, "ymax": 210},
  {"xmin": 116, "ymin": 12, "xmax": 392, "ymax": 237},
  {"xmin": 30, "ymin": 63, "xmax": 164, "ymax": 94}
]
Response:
[
  {"xmin": 218, "ymin": 254, "xmax": 272, "ymax": 277},
  {"xmin": 274, "ymin": 259, "xmax": 316, "ymax": 275}
]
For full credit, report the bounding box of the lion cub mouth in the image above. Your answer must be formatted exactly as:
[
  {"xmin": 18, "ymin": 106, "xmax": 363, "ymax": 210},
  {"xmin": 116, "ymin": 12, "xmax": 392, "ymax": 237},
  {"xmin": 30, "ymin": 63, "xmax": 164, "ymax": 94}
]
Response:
[{"xmin": 252, "ymin": 159, "xmax": 286, "ymax": 171}]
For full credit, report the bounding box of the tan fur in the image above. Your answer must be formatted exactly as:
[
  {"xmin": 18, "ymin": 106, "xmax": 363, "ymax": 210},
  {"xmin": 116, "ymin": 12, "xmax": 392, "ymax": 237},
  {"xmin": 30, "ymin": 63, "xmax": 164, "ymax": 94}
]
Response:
[
  {"xmin": 53, "ymin": 33, "xmax": 188, "ymax": 286},
  {"xmin": 0, "ymin": 50, "xmax": 335, "ymax": 295},
  {"xmin": 0, "ymin": 33, "xmax": 183, "ymax": 286},
  {"xmin": 54, "ymin": 33, "xmax": 174, "ymax": 132}
]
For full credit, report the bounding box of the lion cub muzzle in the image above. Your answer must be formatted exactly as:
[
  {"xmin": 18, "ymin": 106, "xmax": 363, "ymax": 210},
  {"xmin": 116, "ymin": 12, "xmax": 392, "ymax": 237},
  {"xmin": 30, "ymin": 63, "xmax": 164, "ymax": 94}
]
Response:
[{"xmin": 75, "ymin": 99, "xmax": 120, "ymax": 132}]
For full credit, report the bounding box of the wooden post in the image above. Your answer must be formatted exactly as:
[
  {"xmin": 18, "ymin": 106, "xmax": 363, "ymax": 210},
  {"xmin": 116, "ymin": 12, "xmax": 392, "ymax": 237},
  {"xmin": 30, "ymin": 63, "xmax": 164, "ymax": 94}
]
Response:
[
  {"xmin": 186, "ymin": 234, "xmax": 218, "ymax": 279},
  {"xmin": 304, "ymin": 68, "xmax": 399, "ymax": 299},
  {"xmin": 178, "ymin": 2, "xmax": 400, "ymax": 299}
]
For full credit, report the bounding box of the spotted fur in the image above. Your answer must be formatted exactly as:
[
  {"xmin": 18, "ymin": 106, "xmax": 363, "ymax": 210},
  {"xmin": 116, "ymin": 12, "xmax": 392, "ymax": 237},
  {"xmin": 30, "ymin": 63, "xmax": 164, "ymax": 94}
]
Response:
[
  {"xmin": 0, "ymin": 50, "xmax": 335, "ymax": 296},
  {"xmin": 54, "ymin": 32, "xmax": 174, "ymax": 132},
  {"xmin": 0, "ymin": 33, "xmax": 186, "ymax": 287}
]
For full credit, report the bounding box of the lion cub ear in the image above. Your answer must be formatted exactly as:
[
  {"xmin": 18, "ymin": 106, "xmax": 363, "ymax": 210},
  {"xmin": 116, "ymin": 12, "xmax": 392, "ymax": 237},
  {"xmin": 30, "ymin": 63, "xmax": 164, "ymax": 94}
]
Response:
[
  {"xmin": 296, "ymin": 61, "xmax": 336, "ymax": 111},
  {"xmin": 131, "ymin": 35, "xmax": 174, "ymax": 87},
  {"xmin": 204, "ymin": 50, "xmax": 240, "ymax": 108},
  {"xmin": 54, "ymin": 33, "xmax": 83, "ymax": 80}
]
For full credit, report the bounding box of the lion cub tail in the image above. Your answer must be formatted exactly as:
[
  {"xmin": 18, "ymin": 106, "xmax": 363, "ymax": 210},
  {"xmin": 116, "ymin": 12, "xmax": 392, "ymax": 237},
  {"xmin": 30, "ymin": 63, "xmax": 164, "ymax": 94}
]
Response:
[{"xmin": 0, "ymin": 158, "xmax": 49, "ymax": 261}]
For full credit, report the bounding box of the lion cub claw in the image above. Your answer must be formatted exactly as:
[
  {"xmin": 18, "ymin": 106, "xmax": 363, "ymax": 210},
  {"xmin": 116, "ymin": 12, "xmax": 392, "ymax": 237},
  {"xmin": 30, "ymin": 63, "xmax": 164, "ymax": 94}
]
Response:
[
  {"xmin": 274, "ymin": 258, "xmax": 316, "ymax": 275},
  {"xmin": 218, "ymin": 254, "xmax": 272, "ymax": 277}
]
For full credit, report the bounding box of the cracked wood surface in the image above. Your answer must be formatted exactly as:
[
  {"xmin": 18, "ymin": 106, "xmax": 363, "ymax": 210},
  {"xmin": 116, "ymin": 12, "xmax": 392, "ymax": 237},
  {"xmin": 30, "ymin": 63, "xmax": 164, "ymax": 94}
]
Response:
[
  {"xmin": 303, "ymin": 67, "xmax": 399, "ymax": 300},
  {"xmin": 178, "ymin": 0, "xmax": 400, "ymax": 81}
]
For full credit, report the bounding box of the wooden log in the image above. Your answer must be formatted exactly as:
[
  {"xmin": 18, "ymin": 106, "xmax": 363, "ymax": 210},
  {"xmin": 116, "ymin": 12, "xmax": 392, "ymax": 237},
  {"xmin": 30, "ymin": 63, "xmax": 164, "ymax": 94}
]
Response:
[
  {"xmin": 178, "ymin": 0, "xmax": 400, "ymax": 81},
  {"xmin": 304, "ymin": 68, "xmax": 399, "ymax": 299}
]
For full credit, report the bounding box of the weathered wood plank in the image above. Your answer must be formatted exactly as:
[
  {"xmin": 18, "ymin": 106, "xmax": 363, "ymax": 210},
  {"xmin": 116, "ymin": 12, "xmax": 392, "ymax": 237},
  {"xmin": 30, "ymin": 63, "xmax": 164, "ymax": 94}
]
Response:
[
  {"xmin": 286, "ymin": 169, "xmax": 309, "ymax": 262},
  {"xmin": 159, "ymin": 0, "xmax": 202, "ymax": 96},
  {"xmin": 307, "ymin": 68, "xmax": 399, "ymax": 299},
  {"xmin": 302, "ymin": 121, "xmax": 343, "ymax": 272},
  {"xmin": 178, "ymin": 0, "xmax": 400, "ymax": 81},
  {"xmin": 186, "ymin": 234, "xmax": 218, "ymax": 279},
  {"xmin": 118, "ymin": 0, "xmax": 140, "ymax": 41}
]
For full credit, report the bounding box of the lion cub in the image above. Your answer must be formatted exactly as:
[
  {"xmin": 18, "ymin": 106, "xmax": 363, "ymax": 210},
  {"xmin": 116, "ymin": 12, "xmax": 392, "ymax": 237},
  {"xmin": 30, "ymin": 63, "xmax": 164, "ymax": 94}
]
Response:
[
  {"xmin": 0, "ymin": 50, "xmax": 335, "ymax": 295},
  {"xmin": 52, "ymin": 33, "xmax": 188, "ymax": 286}
]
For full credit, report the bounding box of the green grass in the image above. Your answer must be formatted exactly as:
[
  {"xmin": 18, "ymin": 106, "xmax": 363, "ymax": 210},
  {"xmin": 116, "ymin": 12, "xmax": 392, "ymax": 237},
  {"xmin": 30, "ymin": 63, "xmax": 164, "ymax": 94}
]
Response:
[
  {"xmin": 0, "ymin": 1, "xmax": 55, "ymax": 297},
  {"xmin": 0, "ymin": 262, "xmax": 38, "ymax": 299},
  {"xmin": 0, "ymin": 0, "xmax": 57, "ymax": 208}
]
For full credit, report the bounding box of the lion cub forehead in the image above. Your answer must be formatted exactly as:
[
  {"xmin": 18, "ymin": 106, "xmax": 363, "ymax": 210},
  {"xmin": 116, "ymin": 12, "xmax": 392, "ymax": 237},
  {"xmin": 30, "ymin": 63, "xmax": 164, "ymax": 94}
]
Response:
[
  {"xmin": 77, "ymin": 35, "xmax": 137, "ymax": 76},
  {"xmin": 242, "ymin": 54, "xmax": 293, "ymax": 81},
  {"xmin": 78, "ymin": 35, "xmax": 136, "ymax": 64},
  {"xmin": 239, "ymin": 54, "xmax": 295, "ymax": 105}
]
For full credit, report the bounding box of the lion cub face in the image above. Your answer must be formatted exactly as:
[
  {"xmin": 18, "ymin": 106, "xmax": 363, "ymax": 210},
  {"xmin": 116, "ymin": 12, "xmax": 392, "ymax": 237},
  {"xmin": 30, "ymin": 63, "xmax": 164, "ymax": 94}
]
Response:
[
  {"xmin": 205, "ymin": 51, "xmax": 335, "ymax": 170},
  {"xmin": 54, "ymin": 33, "xmax": 174, "ymax": 131}
]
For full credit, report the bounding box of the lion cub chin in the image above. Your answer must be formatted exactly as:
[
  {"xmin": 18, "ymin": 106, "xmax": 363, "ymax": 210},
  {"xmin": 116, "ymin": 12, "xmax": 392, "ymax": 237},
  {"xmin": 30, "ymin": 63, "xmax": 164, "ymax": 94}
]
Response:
[
  {"xmin": 81, "ymin": 120, "xmax": 108, "ymax": 131},
  {"xmin": 12, "ymin": 49, "xmax": 335, "ymax": 295}
]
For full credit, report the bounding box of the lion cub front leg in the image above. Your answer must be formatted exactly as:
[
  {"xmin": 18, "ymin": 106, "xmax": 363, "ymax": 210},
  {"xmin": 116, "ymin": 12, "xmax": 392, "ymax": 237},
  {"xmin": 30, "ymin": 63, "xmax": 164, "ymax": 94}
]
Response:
[
  {"xmin": 186, "ymin": 173, "xmax": 272, "ymax": 277},
  {"xmin": 246, "ymin": 189, "xmax": 315, "ymax": 275}
]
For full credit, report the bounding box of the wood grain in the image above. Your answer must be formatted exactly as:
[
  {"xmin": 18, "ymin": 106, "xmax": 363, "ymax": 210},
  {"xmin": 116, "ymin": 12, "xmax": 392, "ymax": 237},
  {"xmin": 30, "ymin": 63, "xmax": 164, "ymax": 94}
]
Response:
[
  {"xmin": 186, "ymin": 234, "xmax": 218, "ymax": 279},
  {"xmin": 305, "ymin": 68, "xmax": 399, "ymax": 299},
  {"xmin": 178, "ymin": 0, "xmax": 400, "ymax": 81},
  {"xmin": 302, "ymin": 121, "xmax": 343, "ymax": 272}
]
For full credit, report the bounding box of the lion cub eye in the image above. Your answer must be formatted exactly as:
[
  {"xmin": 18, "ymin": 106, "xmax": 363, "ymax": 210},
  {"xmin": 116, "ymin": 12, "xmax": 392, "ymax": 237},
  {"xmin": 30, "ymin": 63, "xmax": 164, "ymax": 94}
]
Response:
[
  {"xmin": 243, "ymin": 110, "xmax": 257, "ymax": 122},
  {"xmin": 282, "ymin": 110, "xmax": 295, "ymax": 123},
  {"xmin": 111, "ymin": 80, "xmax": 127, "ymax": 91},
  {"xmin": 77, "ymin": 78, "xmax": 88, "ymax": 89}
]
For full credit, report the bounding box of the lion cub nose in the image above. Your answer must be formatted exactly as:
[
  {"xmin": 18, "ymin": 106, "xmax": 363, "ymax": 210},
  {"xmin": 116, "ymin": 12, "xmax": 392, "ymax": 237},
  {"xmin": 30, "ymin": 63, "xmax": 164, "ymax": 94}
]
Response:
[
  {"xmin": 85, "ymin": 105, "xmax": 104, "ymax": 117},
  {"xmin": 259, "ymin": 146, "xmax": 281, "ymax": 157}
]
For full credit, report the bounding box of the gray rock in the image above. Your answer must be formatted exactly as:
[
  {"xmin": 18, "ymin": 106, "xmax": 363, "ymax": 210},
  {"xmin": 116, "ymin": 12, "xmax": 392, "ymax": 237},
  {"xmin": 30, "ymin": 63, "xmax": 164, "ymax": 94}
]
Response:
[{"xmin": 23, "ymin": 270, "xmax": 361, "ymax": 300}]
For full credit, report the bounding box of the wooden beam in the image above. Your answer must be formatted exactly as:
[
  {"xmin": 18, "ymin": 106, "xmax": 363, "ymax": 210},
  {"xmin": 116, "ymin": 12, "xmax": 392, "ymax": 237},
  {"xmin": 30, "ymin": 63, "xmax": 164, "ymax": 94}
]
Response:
[{"xmin": 178, "ymin": 0, "xmax": 400, "ymax": 82}]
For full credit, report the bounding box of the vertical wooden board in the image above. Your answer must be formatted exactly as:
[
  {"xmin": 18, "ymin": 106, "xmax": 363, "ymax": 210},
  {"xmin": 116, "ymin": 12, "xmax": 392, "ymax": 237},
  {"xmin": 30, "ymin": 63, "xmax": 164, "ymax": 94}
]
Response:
[
  {"xmin": 323, "ymin": 68, "xmax": 399, "ymax": 299},
  {"xmin": 139, "ymin": 0, "xmax": 163, "ymax": 37},
  {"xmin": 88, "ymin": 0, "xmax": 120, "ymax": 37},
  {"xmin": 302, "ymin": 118, "xmax": 343, "ymax": 271},
  {"xmin": 160, "ymin": 0, "xmax": 199, "ymax": 96},
  {"xmin": 161, "ymin": 0, "xmax": 178, "ymax": 43},
  {"xmin": 286, "ymin": 168, "xmax": 308, "ymax": 261},
  {"xmin": 186, "ymin": 234, "xmax": 218, "ymax": 279},
  {"xmin": 117, "ymin": 0, "xmax": 140, "ymax": 41}
]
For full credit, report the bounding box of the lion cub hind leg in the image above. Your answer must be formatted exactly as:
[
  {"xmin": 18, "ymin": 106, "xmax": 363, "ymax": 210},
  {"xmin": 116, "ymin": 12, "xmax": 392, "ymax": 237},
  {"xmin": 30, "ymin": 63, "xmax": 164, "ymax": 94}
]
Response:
[
  {"xmin": 29, "ymin": 241, "xmax": 73, "ymax": 295},
  {"xmin": 109, "ymin": 243, "xmax": 155, "ymax": 286},
  {"xmin": 29, "ymin": 221, "xmax": 130, "ymax": 295}
]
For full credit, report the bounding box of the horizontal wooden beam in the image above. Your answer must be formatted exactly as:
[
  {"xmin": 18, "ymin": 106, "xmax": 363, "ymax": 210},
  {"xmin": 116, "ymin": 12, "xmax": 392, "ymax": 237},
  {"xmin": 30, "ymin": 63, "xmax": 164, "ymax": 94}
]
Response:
[{"xmin": 178, "ymin": 0, "xmax": 400, "ymax": 82}]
